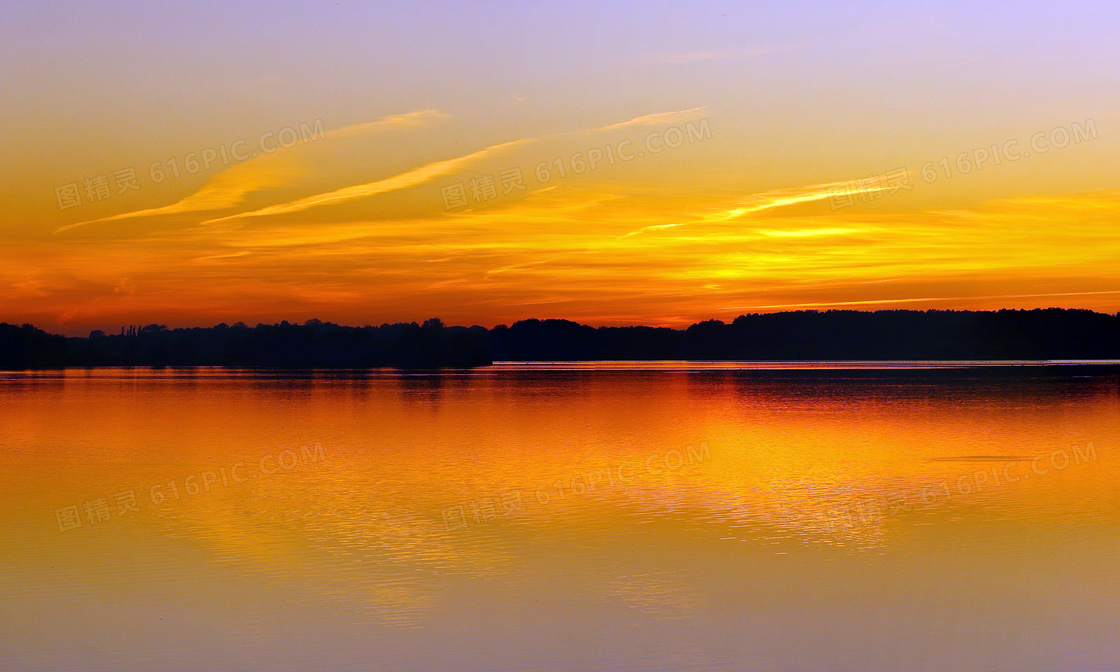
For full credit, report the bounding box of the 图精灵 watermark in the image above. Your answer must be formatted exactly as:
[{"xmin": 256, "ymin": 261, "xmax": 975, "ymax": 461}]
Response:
[
  {"xmin": 53, "ymin": 119, "xmax": 327, "ymax": 212},
  {"xmin": 440, "ymin": 440, "xmax": 713, "ymax": 531},
  {"xmin": 53, "ymin": 441, "xmax": 326, "ymax": 532},
  {"xmin": 820, "ymin": 441, "xmax": 1099, "ymax": 532},
  {"xmin": 828, "ymin": 118, "xmax": 1099, "ymax": 210},
  {"xmin": 440, "ymin": 118, "xmax": 713, "ymax": 211}
]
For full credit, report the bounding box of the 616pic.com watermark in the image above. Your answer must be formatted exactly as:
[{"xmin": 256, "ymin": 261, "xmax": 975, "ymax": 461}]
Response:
[
  {"xmin": 53, "ymin": 119, "xmax": 326, "ymax": 212},
  {"xmin": 820, "ymin": 441, "xmax": 1099, "ymax": 532},
  {"xmin": 439, "ymin": 118, "xmax": 712, "ymax": 211},
  {"xmin": 440, "ymin": 441, "xmax": 713, "ymax": 532},
  {"xmin": 53, "ymin": 442, "xmax": 326, "ymax": 532},
  {"xmin": 828, "ymin": 118, "xmax": 1098, "ymax": 210}
]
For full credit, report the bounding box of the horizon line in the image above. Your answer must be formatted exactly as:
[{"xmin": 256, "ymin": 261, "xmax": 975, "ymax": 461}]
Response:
[{"xmin": 5, "ymin": 305, "xmax": 1120, "ymax": 339}]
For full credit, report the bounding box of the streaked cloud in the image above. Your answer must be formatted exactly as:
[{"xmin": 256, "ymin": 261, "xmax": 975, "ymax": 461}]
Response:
[
  {"xmin": 53, "ymin": 110, "xmax": 450, "ymax": 234},
  {"xmin": 600, "ymin": 107, "xmax": 708, "ymax": 130},
  {"xmin": 200, "ymin": 137, "xmax": 534, "ymax": 224},
  {"xmin": 620, "ymin": 181, "xmax": 881, "ymax": 239},
  {"xmin": 201, "ymin": 107, "xmax": 709, "ymax": 225}
]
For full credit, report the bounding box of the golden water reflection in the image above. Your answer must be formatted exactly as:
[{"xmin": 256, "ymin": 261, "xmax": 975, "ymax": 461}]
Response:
[{"xmin": 1, "ymin": 367, "xmax": 1118, "ymax": 671}]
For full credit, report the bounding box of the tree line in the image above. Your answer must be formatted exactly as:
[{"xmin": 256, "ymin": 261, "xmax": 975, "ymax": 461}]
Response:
[{"xmin": 3, "ymin": 309, "xmax": 1120, "ymax": 369}]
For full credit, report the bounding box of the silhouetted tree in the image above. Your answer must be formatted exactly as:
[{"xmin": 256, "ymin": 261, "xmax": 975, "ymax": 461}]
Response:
[{"xmin": 3, "ymin": 309, "xmax": 1120, "ymax": 370}]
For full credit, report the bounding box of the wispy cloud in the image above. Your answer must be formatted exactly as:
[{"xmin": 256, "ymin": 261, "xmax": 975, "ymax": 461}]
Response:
[
  {"xmin": 327, "ymin": 109, "xmax": 449, "ymax": 139},
  {"xmin": 600, "ymin": 107, "xmax": 708, "ymax": 130},
  {"xmin": 201, "ymin": 107, "xmax": 709, "ymax": 225},
  {"xmin": 620, "ymin": 180, "xmax": 878, "ymax": 238},
  {"xmin": 53, "ymin": 110, "xmax": 449, "ymax": 235},
  {"xmin": 758, "ymin": 227, "xmax": 863, "ymax": 238},
  {"xmin": 200, "ymin": 137, "xmax": 533, "ymax": 225}
]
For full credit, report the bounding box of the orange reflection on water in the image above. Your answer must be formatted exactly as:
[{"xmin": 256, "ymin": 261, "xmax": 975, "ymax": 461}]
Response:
[{"xmin": 1, "ymin": 366, "xmax": 1118, "ymax": 670}]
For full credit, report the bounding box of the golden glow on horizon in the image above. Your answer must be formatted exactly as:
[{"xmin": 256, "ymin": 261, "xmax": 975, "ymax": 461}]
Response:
[
  {"xmin": 5, "ymin": 107, "xmax": 1118, "ymax": 334},
  {"xmin": 3, "ymin": 1, "xmax": 1119, "ymax": 335}
]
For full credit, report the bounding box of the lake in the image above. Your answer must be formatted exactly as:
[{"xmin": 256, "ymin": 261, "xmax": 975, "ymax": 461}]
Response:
[{"xmin": 2, "ymin": 364, "xmax": 1118, "ymax": 671}]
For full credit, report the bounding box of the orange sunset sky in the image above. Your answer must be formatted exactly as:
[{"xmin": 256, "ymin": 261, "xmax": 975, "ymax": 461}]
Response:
[{"xmin": 2, "ymin": 1, "xmax": 1118, "ymax": 335}]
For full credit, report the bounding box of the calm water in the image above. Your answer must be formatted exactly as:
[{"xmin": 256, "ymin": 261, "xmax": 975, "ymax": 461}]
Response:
[{"xmin": 2, "ymin": 365, "xmax": 1118, "ymax": 671}]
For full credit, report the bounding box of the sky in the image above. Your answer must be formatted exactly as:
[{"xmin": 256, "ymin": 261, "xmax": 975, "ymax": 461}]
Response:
[{"xmin": 1, "ymin": 0, "xmax": 1118, "ymax": 335}]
